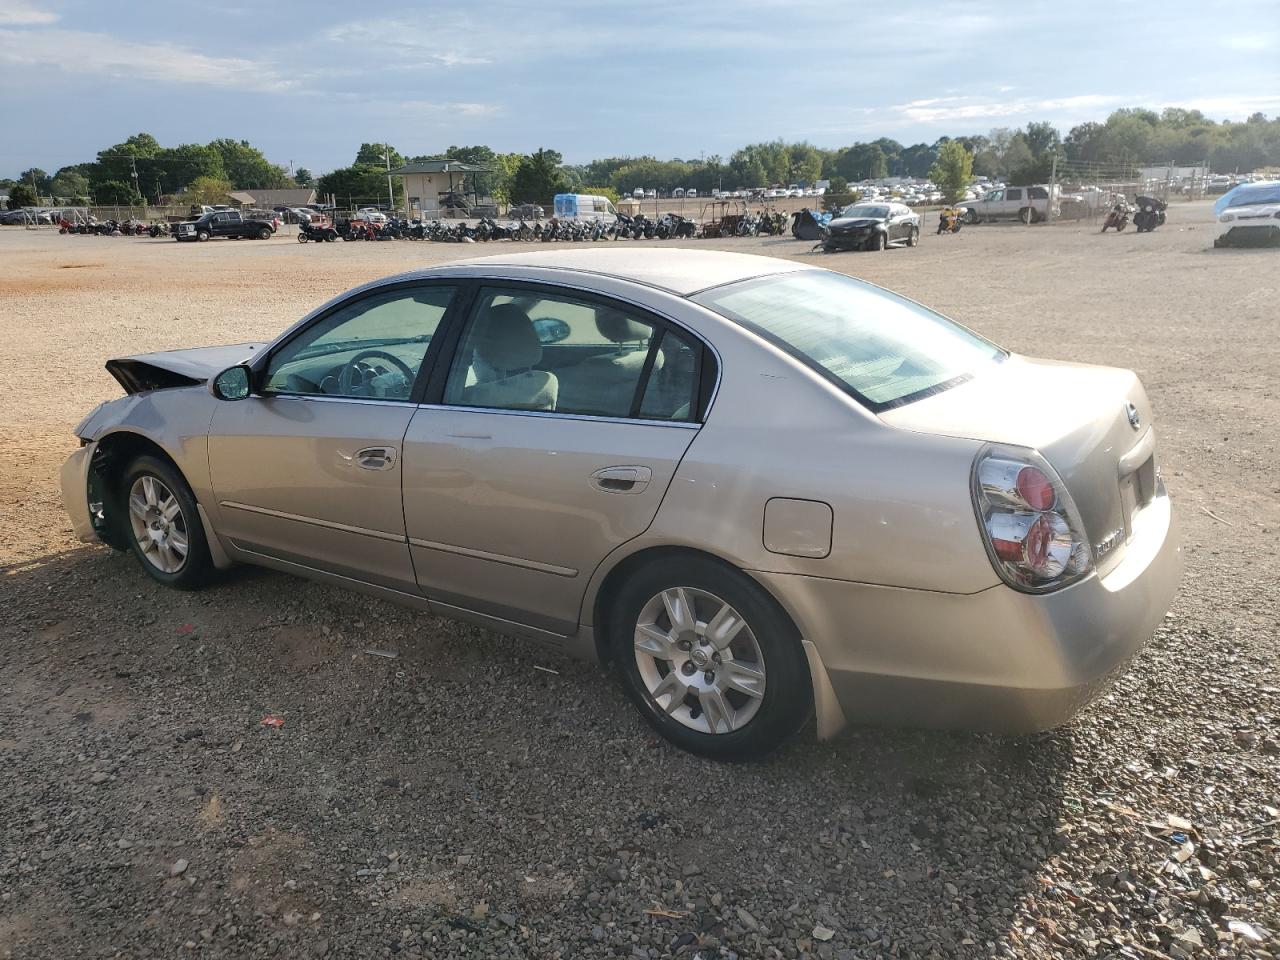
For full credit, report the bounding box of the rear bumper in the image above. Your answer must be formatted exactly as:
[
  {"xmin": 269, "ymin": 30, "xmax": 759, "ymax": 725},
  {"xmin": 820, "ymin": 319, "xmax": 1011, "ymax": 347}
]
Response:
[
  {"xmin": 752, "ymin": 494, "xmax": 1181, "ymax": 736},
  {"xmin": 60, "ymin": 443, "xmax": 99, "ymax": 543}
]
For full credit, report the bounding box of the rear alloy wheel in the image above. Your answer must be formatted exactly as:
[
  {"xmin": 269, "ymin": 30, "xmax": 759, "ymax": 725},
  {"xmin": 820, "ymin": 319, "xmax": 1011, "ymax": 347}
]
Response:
[
  {"xmin": 119, "ymin": 455, "xmax": 213, "ymax": 589},
  {"xmin": 612, "ymin": 558, "xmax": 811, "ymax": 759}
]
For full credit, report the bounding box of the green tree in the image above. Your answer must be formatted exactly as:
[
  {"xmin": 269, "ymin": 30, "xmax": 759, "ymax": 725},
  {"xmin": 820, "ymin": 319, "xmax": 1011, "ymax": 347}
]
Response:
[
  {"xmin": 836, "ymin": 143, "xmax": 887, "ymax": 181},
  {"xmin": 928, "ymin": 141, "xmax": 973, "ymax": 203},
  {"xmin": 208, "ymin": 139, "xmax": 289, "ymax": 188},
  {"xmin": 355, "ymin": 142, "xmax": 403, "ymax": 168},
  {"xmin": 294, "ymin": 167, "xmax": 314, "ymax": 185},
  {"xmin": 180, "ymin": 176, "xmax": 233, "ymax": 206},
  {"xmin": 19, "ymin": 167, "xmax": 50, "ymax": 193},
  {"xmin": 50, "ymin": 170, "xmax": 90, "ymax": 200},
  {"xmin": 1064, "ymin": 122, "xmax": 1105, "ymax": 162},
  {"xmin": 7, "ymin": 183, "xmax": 37, "ymax": 209},
  {"xmin": 822, "ymin": 176, "xmax": 853, "ymax": 211},
  {"xmin": 315, "ymin": 165, "xmax": 389, "ymax": 206},
  {"xmin": 1022, "ymin": 121, "xmax": 1061, "ymax": 158},
  {"xmin": 95, "ymin": 179, "xmax": 141, "ymax": 205},
  {"xmin": 509, "ymin": 149, "xmax": 566, "ymax": 202}
]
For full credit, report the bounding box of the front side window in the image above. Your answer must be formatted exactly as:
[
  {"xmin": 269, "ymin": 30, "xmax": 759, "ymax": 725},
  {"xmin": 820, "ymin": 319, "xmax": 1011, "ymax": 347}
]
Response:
[
  {"xmin": 263, "ymin": 285, "xmax": 455, "ymax": 400},
  {"xmin": 694, "ymin": 271, "xmax": 1002, "ymax": 411},
  {"xmin": 987, "ymin": 190, "xmax": 1003, "ymax": 202},
  {"xmin": 443, "ymin": 288, "xmax": 702, "ymax": 421}
]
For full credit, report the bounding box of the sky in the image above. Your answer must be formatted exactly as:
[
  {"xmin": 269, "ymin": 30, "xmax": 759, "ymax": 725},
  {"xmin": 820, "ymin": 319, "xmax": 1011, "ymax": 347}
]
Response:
[{"xmin": 2, "ymin": 0, "xmax": 1278, "ymax": 177}]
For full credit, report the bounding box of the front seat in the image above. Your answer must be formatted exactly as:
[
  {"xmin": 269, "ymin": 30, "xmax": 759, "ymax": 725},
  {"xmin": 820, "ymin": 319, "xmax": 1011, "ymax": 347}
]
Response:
[
  {"xmin": 555, "ymin": 308, "xmax": 662, "ymax": 416},
  {"xmin": 460, "ymin": 303, "xmax": 558, "ymax": 411}
]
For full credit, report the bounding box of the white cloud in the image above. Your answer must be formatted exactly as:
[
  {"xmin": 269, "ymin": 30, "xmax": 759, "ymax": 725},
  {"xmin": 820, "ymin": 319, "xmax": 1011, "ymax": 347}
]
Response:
[
  {"xmin": 895, "ymin": 94, "xmax": 1123, "ymax": 125},
  {"xmin": 325, "ymin": 19, "xmax": 490, "ymax": 67},
  {"xmin": 0, "ymin": 0, "xmax": 57, "ymax": 25},
  {"xmin": 0, "ymin": 28, "xmax": 295, "ymax": 91}
]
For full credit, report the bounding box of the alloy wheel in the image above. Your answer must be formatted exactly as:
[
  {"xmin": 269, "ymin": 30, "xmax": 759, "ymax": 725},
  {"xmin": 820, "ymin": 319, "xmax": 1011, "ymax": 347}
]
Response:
[
  {"xmin": 126, "ymin": 475, "xmax": 189, "ymax": 574},
  {"xmin": 633, "ymin": 587, "xmax": 766, "ymax": 735}
]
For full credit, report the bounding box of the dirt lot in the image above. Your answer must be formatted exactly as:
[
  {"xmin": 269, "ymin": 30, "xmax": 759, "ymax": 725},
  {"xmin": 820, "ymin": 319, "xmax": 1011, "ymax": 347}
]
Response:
[{"xmin": 1, "ymin": 205, "xmax": 1277, "ymax": 960}]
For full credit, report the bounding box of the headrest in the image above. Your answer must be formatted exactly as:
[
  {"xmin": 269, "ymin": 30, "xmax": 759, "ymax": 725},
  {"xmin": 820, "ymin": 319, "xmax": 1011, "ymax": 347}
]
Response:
[
  {"xmin": 596, "ymin": 308, "xmax": 650, "ymax": 345},
  {"xmin": 472, "ymin": 303, "xmax": 542, "ymax": 372}
]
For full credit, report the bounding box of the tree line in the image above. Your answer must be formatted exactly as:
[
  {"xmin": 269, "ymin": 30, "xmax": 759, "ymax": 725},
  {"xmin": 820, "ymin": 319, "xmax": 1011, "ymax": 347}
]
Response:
[
  {"xmin": 7, "ymin": 108, "xmax": 1279, "ymax": 210},
  {"xmin": 2, "ymin": 132, "xmax": 301, "ymax": 209}
]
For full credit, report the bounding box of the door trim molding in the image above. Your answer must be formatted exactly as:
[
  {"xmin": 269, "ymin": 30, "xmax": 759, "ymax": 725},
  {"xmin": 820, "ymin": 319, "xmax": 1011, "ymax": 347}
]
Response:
[
  {"xmin": 220, "ymin": 500, "xmax": 405, "ymax": 543},
  {"xmin": 408, "ymin": 536, "xmax": 578, "ymax": 578}
]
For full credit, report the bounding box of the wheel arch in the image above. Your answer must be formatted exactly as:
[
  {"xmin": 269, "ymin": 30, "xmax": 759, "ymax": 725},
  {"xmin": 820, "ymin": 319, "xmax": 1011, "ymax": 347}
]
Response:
[
  {"xmin": 587, "ymin": 542, "xmax": 845, "ymax": 740},
  {"xmin": 90, "ymin": 430, "xmax": 231, "ymax": 569}
]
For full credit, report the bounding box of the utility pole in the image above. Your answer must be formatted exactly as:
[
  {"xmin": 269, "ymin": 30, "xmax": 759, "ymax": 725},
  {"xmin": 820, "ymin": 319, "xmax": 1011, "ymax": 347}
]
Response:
[
  {"xmin": 1047, "ymin": 154, "xmax": 1058, "ymax": 224},
  {"xmin": 385, "ymin": 145, "xmax": 395, "ymax": 213}
]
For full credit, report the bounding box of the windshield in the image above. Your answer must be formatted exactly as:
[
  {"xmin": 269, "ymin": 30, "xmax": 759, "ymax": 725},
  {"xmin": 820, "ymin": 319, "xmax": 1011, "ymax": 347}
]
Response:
[
  {"xmin": 839, "ymin": 204, "xmax": 888, "ymax": 219},
  {"xmin": 694, "ymin": 271, "xmax": 1004, "ymax": 410},
  {"xmin": 1220, "ymin": 183, "xmax": 1280, "ymax": 210}
]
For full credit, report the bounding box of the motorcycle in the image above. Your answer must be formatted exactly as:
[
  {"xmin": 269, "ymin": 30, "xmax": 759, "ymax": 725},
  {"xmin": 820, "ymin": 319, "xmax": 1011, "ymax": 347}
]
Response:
[
  {"xmin": 1133, "ymin": 196, "xmax": 1167, "ymax": 233},
  {"xmin": 148, "ymin": 221, "xmax": 171, "ymax": 238},
  {"xmin": 1101, "ymin": 203, "xmax": 1130, "ymax": 233},
  {"xmin": 936, "ymin": 206, "xmax": 964, "ymax": 234}
]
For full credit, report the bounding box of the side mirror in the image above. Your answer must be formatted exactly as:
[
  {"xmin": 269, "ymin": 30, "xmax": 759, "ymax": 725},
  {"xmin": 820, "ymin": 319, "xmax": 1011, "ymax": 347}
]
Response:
[
  {"xmin": 211, "ymin": 365, "xmax": 252, "ymax": 401},
  {"xmin": 532, "ymin": 317, "xmax": 572, "ymax": 345}
]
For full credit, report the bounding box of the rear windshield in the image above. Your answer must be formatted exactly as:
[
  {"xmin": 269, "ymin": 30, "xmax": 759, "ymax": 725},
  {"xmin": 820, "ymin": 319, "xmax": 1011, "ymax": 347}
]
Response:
[{"xmin": 694, "ymin": 271, "xmax": 1004, "ymax": 410}]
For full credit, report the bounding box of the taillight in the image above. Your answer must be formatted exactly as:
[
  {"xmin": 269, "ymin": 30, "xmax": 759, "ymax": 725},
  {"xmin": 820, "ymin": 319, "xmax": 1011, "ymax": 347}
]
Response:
[{"xmin": 972, "ymin": 445, "xmax": 1092, "ymax": 592}]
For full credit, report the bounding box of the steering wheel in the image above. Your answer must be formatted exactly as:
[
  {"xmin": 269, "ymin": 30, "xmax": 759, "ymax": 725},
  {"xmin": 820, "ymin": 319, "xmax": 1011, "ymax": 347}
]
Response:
[{"xmin": 337, "ymin": 349, "xmax": 416, "ymax": 396}]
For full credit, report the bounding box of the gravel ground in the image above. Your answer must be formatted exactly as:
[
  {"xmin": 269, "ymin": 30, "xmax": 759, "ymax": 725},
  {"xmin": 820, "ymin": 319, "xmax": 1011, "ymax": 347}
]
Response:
[{"xmin": 1, "ymin": 205, "xmax": 1277, "ymax": 960}]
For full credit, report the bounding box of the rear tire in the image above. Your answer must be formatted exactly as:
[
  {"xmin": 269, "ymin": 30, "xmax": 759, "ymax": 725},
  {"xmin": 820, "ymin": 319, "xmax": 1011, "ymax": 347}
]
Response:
[
  {"xmin": 907, "ymin": 226, "xmax": 919, "ymax": 247},
  {"xmin": 258, "ymin": 227, "xmax": 272, "ymax": 240},
  {"xmin": 1019, "ymin": 207, "xmax": 1033, "ymax": 225},
  {"xmin": 609, "ymin": 556, "xmax": 812, "ymax": 760},
  {"xmin": 116, "ymin": 455, "xmax": 213, "ymax": 590}
]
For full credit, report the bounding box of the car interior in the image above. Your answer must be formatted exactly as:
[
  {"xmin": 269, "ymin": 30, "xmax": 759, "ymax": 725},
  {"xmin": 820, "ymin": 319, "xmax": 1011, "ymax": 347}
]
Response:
[{"xmin": 260, "ymin": 286, "xmax": 701, "ymax": 421}]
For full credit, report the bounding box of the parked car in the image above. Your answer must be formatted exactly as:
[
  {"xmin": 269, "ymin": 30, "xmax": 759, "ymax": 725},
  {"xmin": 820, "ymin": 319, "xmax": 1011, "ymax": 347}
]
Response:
[
  {"xmin": 354, "ymin": 208, "xmax": 388, "ymax": 224},
  {"xmin": 823, "ymin": 202, "xmax": 920, "ymax": 251},
  {"xmin": 966, "ymin": 185, "xmax": 1055, "ymax": 224},
  {"xmin": 686, "ymin": 188, "xmax": 697, "ymax": 198},
  {"xmin": 644, "ymin": 189, "xmax": 657, "ymax": 199},
  {"xmin": 1212, "ymin": 180, "xmax": 1280, "ymax": 247},
  {"xmin": 173, "ymin": 209, "xmax": 276, "ymax": 242},
  {"xmin": 59, "ymin": 250, "xmax": 1179, "ymax": 758}
]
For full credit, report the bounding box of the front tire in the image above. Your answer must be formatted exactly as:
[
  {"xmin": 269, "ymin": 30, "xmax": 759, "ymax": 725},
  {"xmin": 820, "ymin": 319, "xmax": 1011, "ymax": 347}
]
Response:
[
  {"xmin": 196, "ymin": 231, "xmax": 209, "ymax": 242},
  {"xmin": 610, "ymin": 557, "xmax": 811, "ymax": 759},
  {"xmin": 906, "ymin": 226, "xmax": 919, "ymax": 247},
  {"xmin": 117, "ymin": 455, "xmax": 213, "ymax": 589}
]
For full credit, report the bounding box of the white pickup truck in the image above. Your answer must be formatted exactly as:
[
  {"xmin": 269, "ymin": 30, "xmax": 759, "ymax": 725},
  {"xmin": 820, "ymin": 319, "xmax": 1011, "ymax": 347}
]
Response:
[{"xmin": 965, "ymin": 185, "xmax": 1057, "ymax": 224}]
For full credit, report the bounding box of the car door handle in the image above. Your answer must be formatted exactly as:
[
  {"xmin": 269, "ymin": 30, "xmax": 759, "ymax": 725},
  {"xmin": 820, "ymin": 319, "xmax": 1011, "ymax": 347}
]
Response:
[
  {"xmin": 590, "ymin": 465, "xmax": 652, "ymax": 494},
  {"xmin": 349, "ymin": 446, "xmax": 398, "ymax": 471}
]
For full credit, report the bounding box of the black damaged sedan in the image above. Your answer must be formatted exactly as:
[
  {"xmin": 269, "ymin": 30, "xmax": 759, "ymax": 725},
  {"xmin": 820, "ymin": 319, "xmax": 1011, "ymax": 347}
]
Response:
[{"xmin": 823, "ymin": 202, "xmax": 920, "ymax": 252}]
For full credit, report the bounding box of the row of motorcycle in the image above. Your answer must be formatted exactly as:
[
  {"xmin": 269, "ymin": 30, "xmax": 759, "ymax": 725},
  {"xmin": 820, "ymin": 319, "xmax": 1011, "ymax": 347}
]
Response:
[
  {"xmin": 320, "ymin": 209, "xmax": 792, "ymax": 244},
  {"xmin": 59, "ymin": 217, "xmax": 171, "ymax": 237}
]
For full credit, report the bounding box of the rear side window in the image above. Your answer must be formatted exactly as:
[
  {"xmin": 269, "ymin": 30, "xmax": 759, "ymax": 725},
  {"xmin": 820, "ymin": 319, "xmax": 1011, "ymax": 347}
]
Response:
[
  {"xmin": 442, "ymin": 288, "xmax": 704, "ymax": 422},
  {"xmin": 694, "ymin": 271, "xmax": 1002, "ymax": 411},
  {"xmin": 1006, "ymin": 188, "xmax": 1023, "ymax": 201}
]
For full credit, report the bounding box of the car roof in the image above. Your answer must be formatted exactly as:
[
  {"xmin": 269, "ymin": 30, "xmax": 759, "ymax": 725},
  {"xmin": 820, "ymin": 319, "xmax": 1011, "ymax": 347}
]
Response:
[{"xmin": 443, "ymin": 248, "xmax": 811, "ymax": 296}]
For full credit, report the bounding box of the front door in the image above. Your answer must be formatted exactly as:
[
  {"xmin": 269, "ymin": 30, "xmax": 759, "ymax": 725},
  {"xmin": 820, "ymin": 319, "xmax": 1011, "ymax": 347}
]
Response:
[
  {"xmin": 208, "ymin": 282, "xmax": 459, "ymax": 590},
  {"xmin": 401, "ymin": 285, "xmax": 708, "ymax": 635}
]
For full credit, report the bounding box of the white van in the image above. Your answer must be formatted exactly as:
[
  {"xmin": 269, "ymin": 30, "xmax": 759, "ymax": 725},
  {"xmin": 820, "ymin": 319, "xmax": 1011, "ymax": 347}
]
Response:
[{"xmin": 553, "ymin": 194, "xmax": 619, "ymax": 223}]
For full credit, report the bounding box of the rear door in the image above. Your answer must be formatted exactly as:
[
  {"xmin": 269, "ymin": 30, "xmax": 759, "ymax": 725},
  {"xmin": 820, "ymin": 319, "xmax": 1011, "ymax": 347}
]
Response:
[
  {"xmin": 1005, "ymin": 188, "xmax": 1023, "ymax": 218},
  {"xmin": 401, "ymin": 284, "xmax": 710, "ymax": 635}
]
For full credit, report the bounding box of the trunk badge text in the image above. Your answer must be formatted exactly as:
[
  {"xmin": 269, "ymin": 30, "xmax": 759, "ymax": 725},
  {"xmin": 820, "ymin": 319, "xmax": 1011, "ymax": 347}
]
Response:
[
  {"xmin": 1094, "ymin": 527, "xmax": 1125, "ymax": 559},
  {"xmin": 1126, "ymin": 403, "xmax": 1141, "ymax": 430}
]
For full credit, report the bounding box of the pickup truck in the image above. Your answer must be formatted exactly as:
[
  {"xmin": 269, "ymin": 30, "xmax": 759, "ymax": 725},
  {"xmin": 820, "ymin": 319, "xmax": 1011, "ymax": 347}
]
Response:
[
  {"xmin": 174, "ymin": 209, "xmax": 277, "ymax": 242},
  {"xmin": 965, "ymin": 185, "xmax": 1057, "ymax": 224}
]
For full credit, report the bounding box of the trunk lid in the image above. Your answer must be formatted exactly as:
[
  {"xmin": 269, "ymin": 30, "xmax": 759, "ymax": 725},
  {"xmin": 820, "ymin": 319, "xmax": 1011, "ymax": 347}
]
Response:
[
  {"xmin": 106, "ymin": 342, "xmax": 265, "ymax": 395},
  {"xmin": 879, "ymin": 356, "xmax": 1158, "ymax": 576}
]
